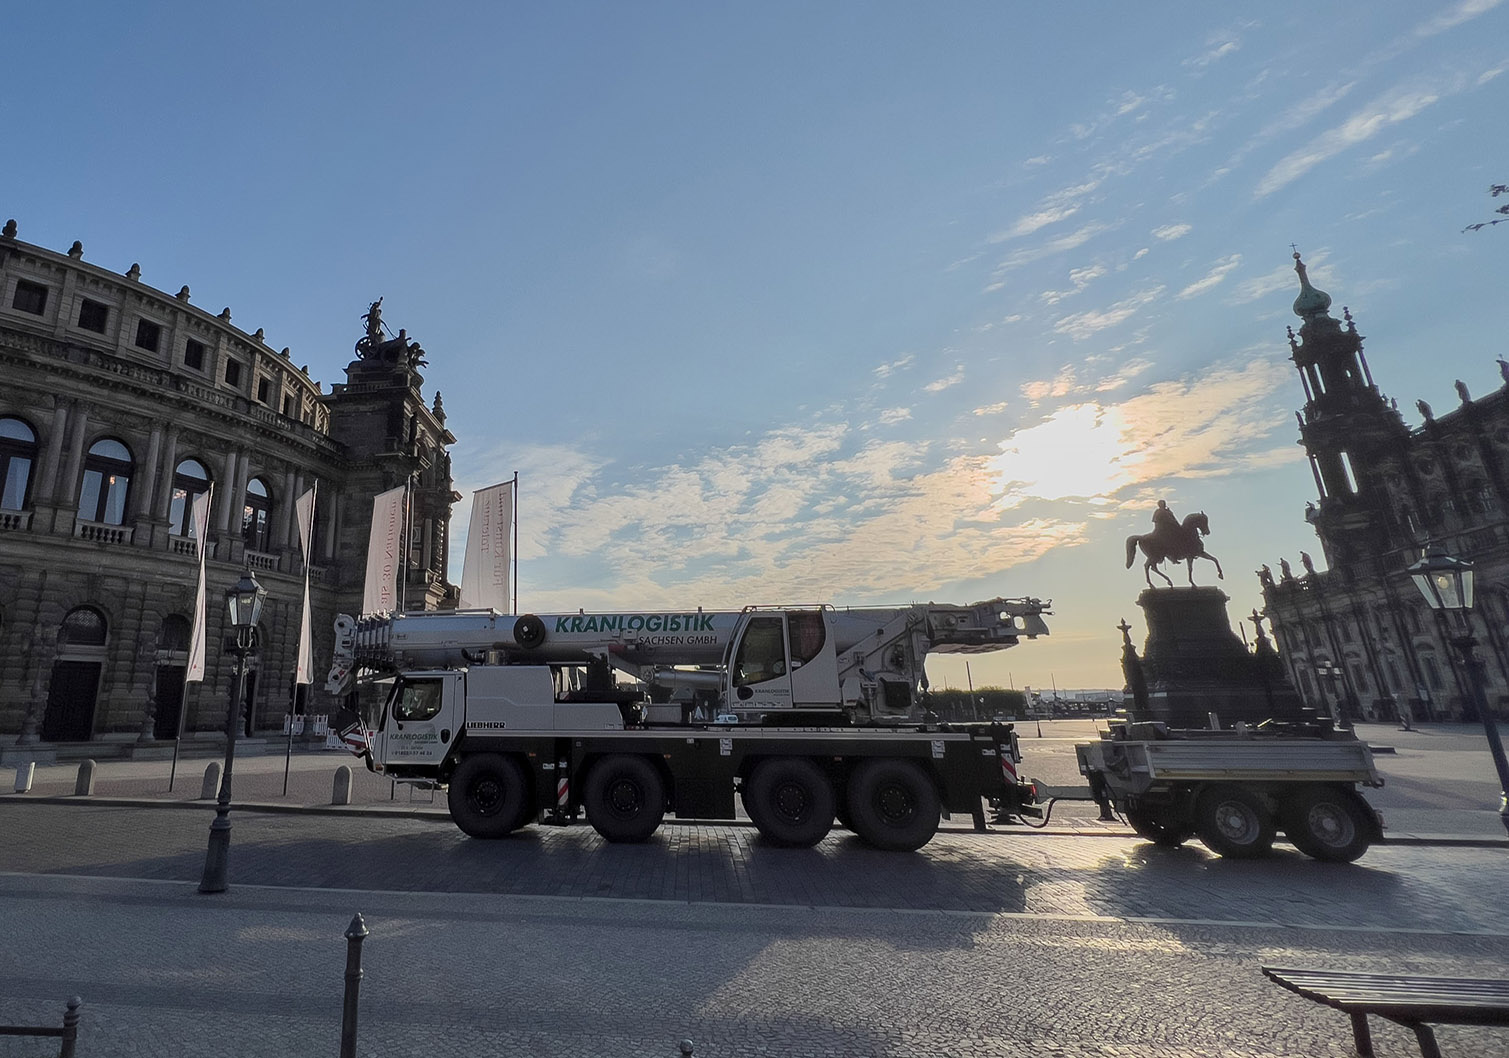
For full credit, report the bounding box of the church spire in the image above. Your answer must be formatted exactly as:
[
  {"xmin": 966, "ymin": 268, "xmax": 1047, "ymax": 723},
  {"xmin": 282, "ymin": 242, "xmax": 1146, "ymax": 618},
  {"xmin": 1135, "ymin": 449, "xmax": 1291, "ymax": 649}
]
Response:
[{"xmin": 1291, "ymin": 250, "xmax": 1333, "ymax": 321}]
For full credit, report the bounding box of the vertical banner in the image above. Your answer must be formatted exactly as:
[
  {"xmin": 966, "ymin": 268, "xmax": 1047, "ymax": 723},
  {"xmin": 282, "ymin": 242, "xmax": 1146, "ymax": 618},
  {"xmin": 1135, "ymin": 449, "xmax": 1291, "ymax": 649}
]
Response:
[
  {"xmin": 363, "ymin": 484, "xmax": 407, "ymax": 615},
  {"xmin": 458, "ymin": 481, "xmax": 513, "ymax": 612},
  {"xmin": 294, "ymin": 484, "xmax": 317, "ymax": 684},
  {"xmin": 185, "ymin": 486, "xmax": 214, "ymax": 683}
]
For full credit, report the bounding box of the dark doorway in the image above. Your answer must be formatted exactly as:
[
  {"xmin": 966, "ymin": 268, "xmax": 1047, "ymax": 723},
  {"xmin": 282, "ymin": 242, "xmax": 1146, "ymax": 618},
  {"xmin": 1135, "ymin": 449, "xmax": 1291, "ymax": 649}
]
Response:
[
  {"xmin": 154, "ymin": 666, "xmax": 186, "ymax": 739},
  {"xmin": 42, "ymin": 661, "xmax": 101, "ymax": 741}
]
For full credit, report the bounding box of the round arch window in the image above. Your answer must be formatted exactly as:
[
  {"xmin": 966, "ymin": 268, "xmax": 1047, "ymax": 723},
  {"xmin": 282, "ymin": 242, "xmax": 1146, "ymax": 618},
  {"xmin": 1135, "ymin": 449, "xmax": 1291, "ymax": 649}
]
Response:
[
  {"xmin": 58, "ymin": 606, "xmax": 108, "ymax": 649},
  {"xmin": 169, "ymin": 459, "xmax": 212, "ymax": 536},
  {"xmin": 242, "ymin": 477, "xmax": 272, "ymax": 550},
  {"xmin": 1, "ymin": 417, "xmax": 37, "ymax": 511},
  {"xmin": 78, "ymin": 439, "xmax": 134, "ymax": 525}
]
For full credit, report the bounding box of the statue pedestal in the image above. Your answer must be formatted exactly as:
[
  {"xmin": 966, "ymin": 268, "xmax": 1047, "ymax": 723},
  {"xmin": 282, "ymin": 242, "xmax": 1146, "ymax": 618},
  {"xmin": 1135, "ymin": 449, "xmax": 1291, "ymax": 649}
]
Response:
[{"xmin": 1131, "ymin": 587, "xmax": 1305, "ymax": 727}]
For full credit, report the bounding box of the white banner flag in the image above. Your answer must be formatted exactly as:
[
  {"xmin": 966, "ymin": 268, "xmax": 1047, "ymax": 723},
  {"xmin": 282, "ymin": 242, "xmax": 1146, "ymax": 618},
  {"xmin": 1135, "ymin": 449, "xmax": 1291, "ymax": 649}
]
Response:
[
  {"xmin": 185, "ymin": 486, "xmax": 213, "ymax": 683},
  {"xmin": 363, "ymin": 484, "xmax": 407, "ymax": 615},
  {"xmin": 459, "ymin": 481, "xmax": 513, "ymax": 612},
  {"xmin": 295, "ymin": 485, "xmax": 317, "ymax": 684}
]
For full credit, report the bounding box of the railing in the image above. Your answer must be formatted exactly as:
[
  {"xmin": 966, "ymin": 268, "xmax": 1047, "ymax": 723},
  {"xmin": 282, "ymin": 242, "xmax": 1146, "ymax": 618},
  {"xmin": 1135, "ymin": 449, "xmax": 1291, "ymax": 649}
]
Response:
[
  {"xmin": 0, "ymin": 996, "xmax": 81, "ymax": 1057},
  {"xmin": 0, "ymin": 509, "xmax": 31, "ymax": 531},
  {"xmin": 245, "ymin": 549, "xmax": 278, "ymax": 572},
  {"xmin": 75, "ymin": 519, "xmax": 133, "ymax": 545},
  {"xmin": 169, "ymin": 533, "xmax": 202, "ymax": 556}
]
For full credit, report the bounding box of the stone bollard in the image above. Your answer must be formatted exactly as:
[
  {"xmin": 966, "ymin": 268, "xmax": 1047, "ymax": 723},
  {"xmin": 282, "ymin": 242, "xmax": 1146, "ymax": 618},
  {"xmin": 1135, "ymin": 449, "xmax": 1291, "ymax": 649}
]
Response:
[
  {"xmin": 201, "ymin": 761, "xmax": 222, "ymax": 800},
  {"xmin": 332, "ymin": 765, "xmax": 353, "ymax": 806},
  {"xmin": 74, "ymin": 759, "xmax": 97, "ymax": 796},
  {"xmin": 13, "ymin": 762, "xmax": 34, "ymax": 793}
]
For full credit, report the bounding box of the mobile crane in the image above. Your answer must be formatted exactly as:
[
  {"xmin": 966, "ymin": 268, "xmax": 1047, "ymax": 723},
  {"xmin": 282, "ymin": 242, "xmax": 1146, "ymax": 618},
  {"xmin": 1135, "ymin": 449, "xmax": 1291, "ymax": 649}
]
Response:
[{"xmin": 326, "ymin": 598, "xmax": 1051, "ymax": 850}]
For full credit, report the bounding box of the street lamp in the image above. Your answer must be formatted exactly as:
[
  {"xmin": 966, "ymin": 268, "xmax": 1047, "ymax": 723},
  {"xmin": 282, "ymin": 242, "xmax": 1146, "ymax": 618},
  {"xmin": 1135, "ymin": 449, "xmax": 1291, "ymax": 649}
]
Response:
[
  {"xmin": 1407, "ymin": 547, "xmax": 1509, "ymax": 836},
  {"xmin": 1313, "ymin": 657, "xmax": 1342, "ymax": 726},
  {"xmin": 199, "ymin": 569, "xmax": 267, "ymax": 893}
]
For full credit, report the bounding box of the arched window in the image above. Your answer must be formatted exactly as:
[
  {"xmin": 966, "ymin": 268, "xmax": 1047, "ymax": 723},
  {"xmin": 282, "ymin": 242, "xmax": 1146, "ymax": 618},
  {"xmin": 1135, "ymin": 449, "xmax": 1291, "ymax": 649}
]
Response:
[
  {"xmin": 242, "ymin": 477, "xmax": 272, "ymax": 550},
  {"xmin": 58, "ymin": 606, "xmax": 108, "ymax": 648},
  {"xmin": 158, "ymin": 614, "xmax": 191, "ymax": 653},
  {"xmin": 1, "ymin": 417, "xmax": 36, "ymax": 511},
  {"xmin": 77, "ymin": 438, "xmax": 133, "ymax": 525},
  {"xmin": 169, "ymin": 459, "xmax": 212, "ymax": 536}
]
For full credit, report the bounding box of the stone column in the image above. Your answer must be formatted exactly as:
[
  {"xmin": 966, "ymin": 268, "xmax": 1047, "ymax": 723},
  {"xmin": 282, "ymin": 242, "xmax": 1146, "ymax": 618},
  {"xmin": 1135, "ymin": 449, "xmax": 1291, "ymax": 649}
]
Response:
[
  {"xmin": 58, "ymin": 404, "xmax": 91, "ymax": 510},
  {"xmin": 155, "ymin": 428, "xmax": 180, "ymax": 521},
  {"xmin": 35, "ymin": 400, "xmax": 70, "ymax": 503},
  {"xmin": 215, "ymin": 450, "xmax": 239, "ymax": 534},
  {"xmin": 274, "ymin": 467, "xmax": 296, "ymax": 550},
  {"xmin": 132, "ymin": 425, "xmax": 164, "ymax": 524}
]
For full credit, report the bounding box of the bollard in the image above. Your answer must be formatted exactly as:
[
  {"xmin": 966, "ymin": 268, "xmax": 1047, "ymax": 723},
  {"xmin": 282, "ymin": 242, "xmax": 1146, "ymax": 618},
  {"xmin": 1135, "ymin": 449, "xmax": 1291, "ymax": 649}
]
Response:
[
  {"xmin": 679, "ymin": 1040, "xmax": 694, "ymax": 1056},
  {"xmin": 340, "ymin": 913, "xmax": 368, "ymax": 1058},
  {"xmin": 332, "ymin": 765, "xmax": 353, "ymax": 806},
  {"xmin": 58, "ymin": 996, "xmax": 82, "ymax": 1058},
  {"xmin": 74, "ymin": 759, "xmax": 97, "ymax": 797},
  {"xmin": 201, "ymin": 761, "xmax": 222, "ymax": 800},
  {"xmin": 13, "ymin": 762, "xmax": 34, "ymax": 793}
]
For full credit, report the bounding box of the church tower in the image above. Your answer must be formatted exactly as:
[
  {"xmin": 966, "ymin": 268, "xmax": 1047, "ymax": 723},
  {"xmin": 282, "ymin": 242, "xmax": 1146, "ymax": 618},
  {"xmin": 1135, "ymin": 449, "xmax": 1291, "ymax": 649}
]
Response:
[{"xmin": 1287, "ymin": 252, "xmax": 1411, "ymax": 575}]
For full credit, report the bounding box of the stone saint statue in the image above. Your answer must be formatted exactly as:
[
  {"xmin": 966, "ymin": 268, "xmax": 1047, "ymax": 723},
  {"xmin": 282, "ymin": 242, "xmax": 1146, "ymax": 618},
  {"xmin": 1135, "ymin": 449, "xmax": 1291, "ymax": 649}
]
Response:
[{"xmin": 1300, "ymin": 551, "xmax": 1316, "ymax": 576}]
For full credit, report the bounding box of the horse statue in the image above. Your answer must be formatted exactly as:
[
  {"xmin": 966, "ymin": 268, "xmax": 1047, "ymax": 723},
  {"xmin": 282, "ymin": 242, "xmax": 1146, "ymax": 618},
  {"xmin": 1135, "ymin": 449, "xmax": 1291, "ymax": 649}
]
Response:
[{"xmin": 1125, "ymin": 510, "xmax": 1224, "ymax": 588}]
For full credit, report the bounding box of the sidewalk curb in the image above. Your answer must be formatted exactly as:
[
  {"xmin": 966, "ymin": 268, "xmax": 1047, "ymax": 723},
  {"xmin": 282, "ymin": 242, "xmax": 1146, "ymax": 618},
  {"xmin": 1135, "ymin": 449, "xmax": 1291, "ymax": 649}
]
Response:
[{"xmin": 4, "ymin": 794, "xmax": 1506, "ymax": 847}]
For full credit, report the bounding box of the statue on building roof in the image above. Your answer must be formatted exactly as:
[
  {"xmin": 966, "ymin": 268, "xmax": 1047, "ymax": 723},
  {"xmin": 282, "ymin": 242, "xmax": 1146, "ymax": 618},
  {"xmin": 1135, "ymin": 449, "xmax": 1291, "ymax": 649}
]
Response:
[
  {"xmin": 1455, "ymin": 379, "xmax": 1471, "ymax": 404},
  {"xmin": 1300, "ymin": 551, "xmax": 1316, "ymax": 577},
  {"xmin": 1416, "ymin": 398, "xmax": 1434, "ymax": 423},
  {"xmin": 1257, "ymin": 564, "xmax": 1275, "ymax": 590},
  {"xmin": 1279, "ymin": 558, "xmax": 1295, "ymax": 582},
  {"xmin": 1498, "ymin": 357, "xmax": 1509, "ymax": 385},
  {"xmin": 356, "ymin": 298, "xmax": 385, "ymax": 358}
]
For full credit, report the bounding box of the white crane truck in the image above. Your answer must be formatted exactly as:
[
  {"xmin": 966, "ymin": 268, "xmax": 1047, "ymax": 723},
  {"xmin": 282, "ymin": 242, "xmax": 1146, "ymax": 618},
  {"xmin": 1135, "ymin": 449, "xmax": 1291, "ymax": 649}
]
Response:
[{"xmin": 326, "ymin": 598, "xmax": 1052, "ymax": 850}]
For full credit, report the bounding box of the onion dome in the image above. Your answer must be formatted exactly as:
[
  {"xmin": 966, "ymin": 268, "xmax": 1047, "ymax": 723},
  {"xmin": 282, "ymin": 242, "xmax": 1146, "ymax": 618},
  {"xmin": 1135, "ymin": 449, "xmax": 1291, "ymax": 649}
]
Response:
[{"xmin": 1291, "ymin": 251, "xmax": 1332, "ymax": 319}]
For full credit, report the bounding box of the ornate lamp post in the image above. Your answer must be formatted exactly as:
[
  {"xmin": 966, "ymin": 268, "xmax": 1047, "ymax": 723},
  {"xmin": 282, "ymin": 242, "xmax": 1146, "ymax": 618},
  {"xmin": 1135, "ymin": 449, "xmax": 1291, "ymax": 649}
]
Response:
[
  {"xmin": 1313, "ymin": 657, "xmax": 1342, "ymax": 726},
  {"xmin": 199, "ymin": 569, "xmax": 266, "ymax": 893},
  {"xmin": 1407, "ymin": 547, "xmax": 1509, "ymax": 835}
]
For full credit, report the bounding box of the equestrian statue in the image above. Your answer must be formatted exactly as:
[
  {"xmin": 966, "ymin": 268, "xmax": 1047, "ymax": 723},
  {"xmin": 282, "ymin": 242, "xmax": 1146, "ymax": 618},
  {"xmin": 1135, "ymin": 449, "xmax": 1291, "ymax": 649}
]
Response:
[{"xmin": 1125, "ymin": 500, "xmax": 1225, "ymax": 588}]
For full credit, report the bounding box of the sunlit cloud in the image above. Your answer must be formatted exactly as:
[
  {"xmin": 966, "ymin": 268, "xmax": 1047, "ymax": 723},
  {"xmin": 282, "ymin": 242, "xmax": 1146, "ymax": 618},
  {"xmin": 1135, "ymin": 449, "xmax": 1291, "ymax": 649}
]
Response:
[
  {"xmin": 1178, "ymin": 254, "xmax": 1242, "ymax": 299},
  {"xmin": 1151, "ymin": 224, "xmax": 1191, "ymax": 241},
  {"xmin": 925, "ymin": 366, "xmax": 966, "ymax": 392},
  {"xmin": 1416, "ymin": 0, "xmax": 1502, "ymax": 38},
  {"xmin": 876, "ymin": 407, "xmax": 912, "ymax": 425},
  {"xmin": 1185, "ymin": 38, "xmax": 1240, "ymax": 70},
  {"xmin": 973, "ymin": 401, "xmax": 1010, "ymax": 416},
  {"xmin": 874, "ymin": 354, "xmax": 914, "ymax": 378},
  {"xmin": 1021, "ymin": 366, "xmax": 1080, "ymax": 404},
  {"xmin": 1040, "ymin": 263, "xmax": 1109, "ymax": 305}
]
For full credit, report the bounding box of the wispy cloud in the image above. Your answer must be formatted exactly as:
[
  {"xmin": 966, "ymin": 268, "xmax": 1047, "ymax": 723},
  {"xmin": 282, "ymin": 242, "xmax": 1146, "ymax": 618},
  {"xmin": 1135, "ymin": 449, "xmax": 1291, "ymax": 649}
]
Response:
[
  {"xmin": 1416, "ymin": 0, "xmax": 1503, "ymax": 38},
  {"xmin": 1151, "ymin": 223, "xmax": 1191, "ymax": 241},
  {"xmin": 925, "ymin": 366, "xmax": 966, "ymax": 393},
  {"xmin": 1178, "ymin": 254, "xmax": 1242, "ymax": 299},
  {"xmin": 1040, "ymin": 263, "xmax": 1108, "ymax": 305},
  {"xmin": 1184, "ymin": 37, "xmax": 1240, "ymax": 70},
  {"xmin": 1053, "ymin": 286, "xmax": 1165, "ymax": 341},
  {"xmin": 874, "ymin": 354, "xmax": 914, "ymax": 379}
]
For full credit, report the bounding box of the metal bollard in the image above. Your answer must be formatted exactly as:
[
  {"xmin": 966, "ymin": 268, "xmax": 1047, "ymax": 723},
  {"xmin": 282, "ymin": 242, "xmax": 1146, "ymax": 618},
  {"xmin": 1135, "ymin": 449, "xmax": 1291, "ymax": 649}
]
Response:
[
  {"xmin": 74, "ymin": 759, "xmax": 96, "ymax": 796},
  {"xmin": 340, "ymin": 913, "xmax": 368, "ymax": 1058},
  {"xmin": 58, "ymin": 996, "xmax": 82, "ymax": 1058},
  {"xmin": 679, "ymin": 1041, "xmax": 694, "ymax": 1057},
  {"xmin": 332, "ymin": 765, "xmax": 353, "ymax": 806},
  {"xmin": 13, "ymin": 762, "xmax": 34, "ymax": 793},
  {"xmin": 201, "ymin": 761, "xmax": 222, "ymax": 800}
]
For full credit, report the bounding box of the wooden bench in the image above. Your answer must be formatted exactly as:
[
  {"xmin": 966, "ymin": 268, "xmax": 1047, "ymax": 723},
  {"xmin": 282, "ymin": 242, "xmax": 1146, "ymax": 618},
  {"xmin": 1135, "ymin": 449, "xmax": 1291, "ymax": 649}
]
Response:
[{"xmin": 1263, "ymin": 966, "xmax": 1509, "ymax": 1058}]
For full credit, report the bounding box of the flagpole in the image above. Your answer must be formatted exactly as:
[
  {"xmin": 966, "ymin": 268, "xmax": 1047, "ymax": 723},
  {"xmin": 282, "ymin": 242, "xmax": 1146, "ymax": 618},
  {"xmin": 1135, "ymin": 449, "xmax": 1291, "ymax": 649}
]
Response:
[
  {"xmin": 511, "ymin": 471, "xmax": 519, "ymax": 615},
  {"xmin": 400, "ymin": 475, "xmax": 413, "ymax": 612},
  {"xmin": 169, "ymin": 482, "xmax": 213, "ymax": 793},
  {"xmin": 284, "ymin": 481, "xmax": 316, "ymax": 796}
]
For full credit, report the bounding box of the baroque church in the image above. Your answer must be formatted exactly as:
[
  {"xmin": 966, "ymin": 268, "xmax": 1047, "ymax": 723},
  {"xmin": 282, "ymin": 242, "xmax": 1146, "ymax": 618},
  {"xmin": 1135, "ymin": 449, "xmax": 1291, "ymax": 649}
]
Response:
[
  {"xmin": 1260, "ymin": 253, "xmax": 1509, "ymax": 722},
  {"xmin": 0, "ymin": 222, "xmax": 459, "ymax": 750}
]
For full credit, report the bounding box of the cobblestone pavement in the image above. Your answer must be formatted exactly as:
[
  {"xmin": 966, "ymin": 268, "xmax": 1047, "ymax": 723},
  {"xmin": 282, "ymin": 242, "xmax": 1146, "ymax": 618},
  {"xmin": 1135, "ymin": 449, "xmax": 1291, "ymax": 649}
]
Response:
[{"xmin": 1, "ymin": 802, "xmax": 1507, "ymax": 1057}]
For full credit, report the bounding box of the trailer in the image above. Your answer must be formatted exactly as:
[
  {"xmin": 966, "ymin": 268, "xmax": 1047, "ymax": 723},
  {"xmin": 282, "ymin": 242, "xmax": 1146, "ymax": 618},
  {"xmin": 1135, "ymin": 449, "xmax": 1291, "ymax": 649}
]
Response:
[{"xmin": 1076, "ymin": 719, "xmax": 1384, "ymax": 861}]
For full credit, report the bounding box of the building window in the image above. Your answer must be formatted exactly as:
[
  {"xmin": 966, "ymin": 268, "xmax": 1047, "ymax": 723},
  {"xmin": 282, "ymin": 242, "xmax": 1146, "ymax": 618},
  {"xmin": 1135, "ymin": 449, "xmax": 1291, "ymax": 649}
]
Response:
[
  {"xmin": 59, "ymin": 606, "xmax": 108, "ymax": 647},
  {"xmin": 1, "ymin": 417, "xmax": 37, "ymax": 510},
  {"xmin": 184, "ymin": 339, "xmax": 206, "ymax": 371},
  {"xmin": 168, "ymin": 459, "xmax": 212, "ymax": 536},
  {"xmin": 77, "ymin": 299, "xmax": 109, "ymax": 333},
  {"xmin": 281, "ymin": 395, "xmax": 293, "ymax": 417},
  {"xmin": 158, "ymin": 614, "xmax": 191, "ymax": 653},
  {"xmin": 77, "ymin": 438, "xmax": 133, "ymax": 525},
  {"xmin": 11, "ymin": 280, "xmax": 48, "ymax": 315},
  {"xmin": 135, "ymin": 319, "xmax": 162, "ymax": 352},
  {"xmin": 242, "ymin": 477, "xmax": 271, "ymax": 551},
  {"xmin": 256, "ymin": 377, "xmax": 271, "ymax": 404},
  {"xmin": 224, "ymin": 358, "xmax": 242, "ymax": 387}
]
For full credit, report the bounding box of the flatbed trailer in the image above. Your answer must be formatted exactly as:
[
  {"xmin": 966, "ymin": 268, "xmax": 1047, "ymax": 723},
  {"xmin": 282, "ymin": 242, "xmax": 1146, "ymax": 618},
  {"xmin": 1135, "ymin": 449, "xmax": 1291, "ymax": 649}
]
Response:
[{"xmin": 1076, "ymin": 720, "xmax": 1384, "ymax": 861}]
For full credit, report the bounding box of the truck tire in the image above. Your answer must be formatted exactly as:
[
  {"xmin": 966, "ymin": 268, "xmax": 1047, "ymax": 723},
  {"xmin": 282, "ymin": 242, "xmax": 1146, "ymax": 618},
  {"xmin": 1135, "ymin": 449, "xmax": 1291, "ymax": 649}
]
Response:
[
  {"xmin": 1193, "ymin": 784, "xmax": 1275, "ymax": 859},
  {"xmin": 1126, "ymin": 807, "xmax": 1195, "ymax": 848},
  {"xmin": 584, "ymin": 755, "xmax": 665, "ymax": 843},
  {"xmin": 744, "ymin": 758, "xmax": 835, "ymax": 847},
  {"xmin": 847, "ymin": 759, "xmax": 940, "ymax": 852},
  {"xmin": 448, "ymin": 753, "xmax": 531, "ymax": 838},
  {"xmin": 1281, "ymin": 785, "xmax": 1373, "ymax": 863}
]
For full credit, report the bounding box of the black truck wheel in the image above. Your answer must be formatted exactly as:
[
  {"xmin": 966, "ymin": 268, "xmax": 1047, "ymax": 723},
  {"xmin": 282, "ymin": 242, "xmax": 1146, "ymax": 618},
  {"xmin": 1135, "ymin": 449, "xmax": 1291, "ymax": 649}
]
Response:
[
  {"xmin": 448, "ymin": 753, "xmax": 531, "ymax": 838},
  {"xmin": 1282, "ymin": 785, "xmax": 1373, "ymax": 862},
  {"xmin": 1126, "ymin": 807, "xmax": 1195, "ymax": 847},
  {"xmin": 584, "ymin": 754, "xmax": 665, "ymax": 843},
  {"xmin": 846, "ymin": 759, "xmax": 941, "ymax": 851},
  {"xmin": 1193, "ymin": 784, "xmax": 1276, "ymax": 859},
  {"xmin": 744, "ymin": 757, "xmax": 835, "ymax": 847}
]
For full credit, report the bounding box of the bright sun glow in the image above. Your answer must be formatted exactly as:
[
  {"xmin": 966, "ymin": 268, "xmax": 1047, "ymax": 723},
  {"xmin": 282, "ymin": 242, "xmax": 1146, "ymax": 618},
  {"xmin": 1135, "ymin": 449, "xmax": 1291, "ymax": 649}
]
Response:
[{"xmin": 989, "ymin": 403, "xmax": 1138, "ymax": 507}]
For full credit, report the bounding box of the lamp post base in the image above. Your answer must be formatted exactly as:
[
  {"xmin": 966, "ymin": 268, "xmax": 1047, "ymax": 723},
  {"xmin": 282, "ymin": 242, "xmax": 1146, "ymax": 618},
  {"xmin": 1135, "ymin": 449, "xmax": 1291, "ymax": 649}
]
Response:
[{"xmin": 198, "ymin": 811, "xmax": 231, "ymax": 893}]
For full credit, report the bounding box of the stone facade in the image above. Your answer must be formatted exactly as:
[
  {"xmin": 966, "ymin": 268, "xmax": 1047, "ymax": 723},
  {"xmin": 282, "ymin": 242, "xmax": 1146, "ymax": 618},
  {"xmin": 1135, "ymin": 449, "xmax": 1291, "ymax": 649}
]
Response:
[
  {"xmin": 0, "ymin": 223, "xmax": 458, "ymax": 746},
  {"xmin": 1260, "ymin": 253, "xmax": 1509, "ymax": 722}
]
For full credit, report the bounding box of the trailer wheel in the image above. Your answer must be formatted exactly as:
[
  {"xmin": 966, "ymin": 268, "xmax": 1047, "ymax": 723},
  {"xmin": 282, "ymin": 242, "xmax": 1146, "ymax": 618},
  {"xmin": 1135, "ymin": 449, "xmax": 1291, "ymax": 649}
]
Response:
[
  {"xmin": 584, "ymin": 755, "xmax": 665, "ymax": 843},
  {"xmin": 847, "ymin": 759, "xmax": 940, "ymax": 852},
  {"xmin": 744, "ymin": 758, "xmax": 835, "ymax": 847},
  {"xmin": 1193, "ymin": 784, "xmax": 1275, "ymax": 859},
  {"xmin": 1281, "ymin": 785, "xmax": 1373, "ymax": 863},
  {"xmin": 448, "ymin": 754, "xmax": 531, "ymax": 838},
  {"xmin": 1125, "ymin": 808, "xmax": 1194, "ymax": 848}
]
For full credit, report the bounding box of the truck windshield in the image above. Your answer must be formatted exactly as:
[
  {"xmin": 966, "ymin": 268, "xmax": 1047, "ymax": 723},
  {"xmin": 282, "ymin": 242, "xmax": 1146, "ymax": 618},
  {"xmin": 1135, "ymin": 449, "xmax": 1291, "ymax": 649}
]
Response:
[{"xmin": 392, "ymin": 679, "xmax": 444, "ymax": 722}]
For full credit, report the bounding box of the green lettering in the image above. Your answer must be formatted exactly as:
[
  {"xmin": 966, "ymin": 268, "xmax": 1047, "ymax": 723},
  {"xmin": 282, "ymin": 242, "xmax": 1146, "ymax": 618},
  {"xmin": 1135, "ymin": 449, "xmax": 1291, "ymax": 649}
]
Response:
[{"xmin": 554, "ymin": 617, "xmax": 569, "ymax": 633}]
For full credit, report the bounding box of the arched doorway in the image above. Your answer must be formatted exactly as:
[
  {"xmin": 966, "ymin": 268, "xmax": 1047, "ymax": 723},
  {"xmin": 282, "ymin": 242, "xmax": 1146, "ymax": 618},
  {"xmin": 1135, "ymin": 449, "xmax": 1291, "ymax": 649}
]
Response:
[
  {"xmin": 154, "ymin": 614, "xmax": 191, "ymax": 739},
  {"xmin": 43, "ymin": 607, "xmax": 108, "ymax": 742}
]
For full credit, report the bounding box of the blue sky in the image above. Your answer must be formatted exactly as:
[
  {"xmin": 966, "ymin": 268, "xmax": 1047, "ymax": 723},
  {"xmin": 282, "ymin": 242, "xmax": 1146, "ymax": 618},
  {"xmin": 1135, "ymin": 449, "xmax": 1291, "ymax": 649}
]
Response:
[{"xmin": 5, "ymin": 2, "xmax": 1506, "ymax": 690}]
